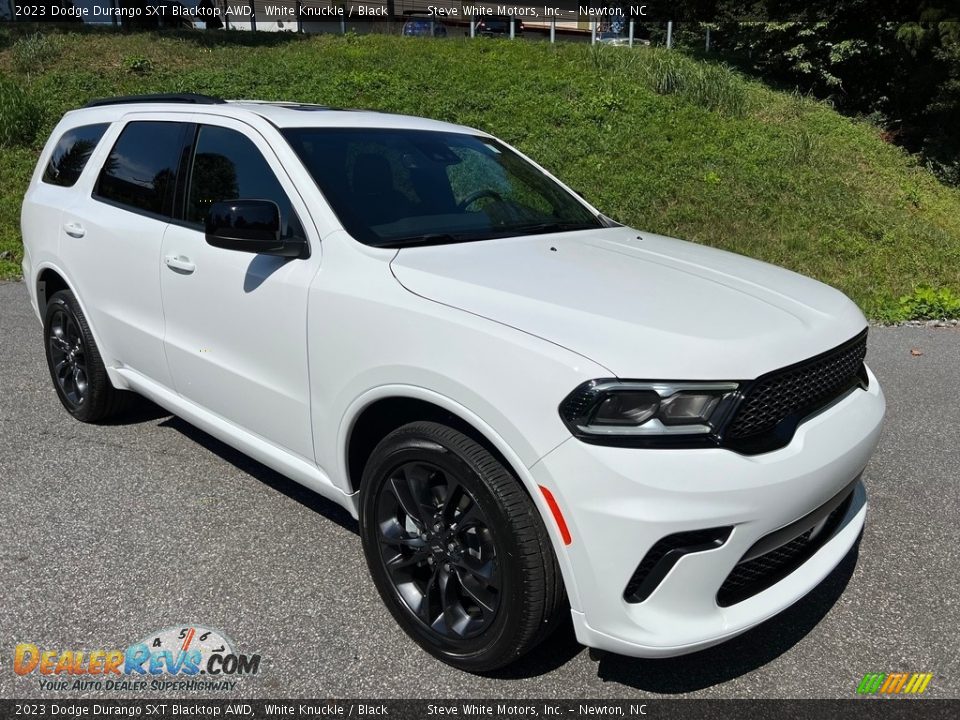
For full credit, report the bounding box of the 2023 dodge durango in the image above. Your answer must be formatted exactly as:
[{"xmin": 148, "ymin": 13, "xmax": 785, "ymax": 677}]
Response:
[{"xmin": 21, "ymin": 94, "xmax": 885, "ymax": 672}]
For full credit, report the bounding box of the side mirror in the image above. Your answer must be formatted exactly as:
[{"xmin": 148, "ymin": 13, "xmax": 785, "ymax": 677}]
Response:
[{"xmin": 205, "ymin": 200, "xmax": 306, "ymax": 258}]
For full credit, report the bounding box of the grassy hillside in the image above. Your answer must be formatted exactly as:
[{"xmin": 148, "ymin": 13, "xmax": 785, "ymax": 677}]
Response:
[{"xmin": 2, "ymin": 28, "xmax": 960, "ymax": 321}]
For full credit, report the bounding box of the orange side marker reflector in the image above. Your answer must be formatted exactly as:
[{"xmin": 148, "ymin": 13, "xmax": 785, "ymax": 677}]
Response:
[{"xmin": 539, "ymin": 485, "xmax": 572, "ymax": 546}]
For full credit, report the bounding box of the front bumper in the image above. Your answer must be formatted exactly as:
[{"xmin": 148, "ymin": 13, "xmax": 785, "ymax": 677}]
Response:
[{"xmin": 530, "ymin": 365, "xmax": 884, "ymax": 658}]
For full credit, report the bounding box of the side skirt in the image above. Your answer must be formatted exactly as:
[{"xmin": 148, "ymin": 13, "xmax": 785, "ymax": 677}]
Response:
[{"xmin": 114, "ymin": 366, "xmax": 358, "ymax": 518}]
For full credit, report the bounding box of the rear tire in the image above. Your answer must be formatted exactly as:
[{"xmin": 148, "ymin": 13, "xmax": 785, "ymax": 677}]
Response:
[
  {"xmin": 359, "ymin": 421, "xmax": 566, "ymax": 672},
  {"xmin": 43, "ymin": 289, "xmax": 132, "ymax": 422}
]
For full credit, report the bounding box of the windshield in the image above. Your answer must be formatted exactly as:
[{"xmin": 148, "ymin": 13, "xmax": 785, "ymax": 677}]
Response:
[{"xmin": 282, "ymin": 128, "xmax": 603, "ymax": 247}]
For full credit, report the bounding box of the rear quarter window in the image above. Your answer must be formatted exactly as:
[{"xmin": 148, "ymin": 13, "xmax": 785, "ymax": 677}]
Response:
[{"xmin": 41, "ymin": 123, "xmax": 110, "ymax": 188}]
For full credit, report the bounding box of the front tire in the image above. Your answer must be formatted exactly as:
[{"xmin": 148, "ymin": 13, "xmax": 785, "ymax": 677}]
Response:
[
  {"xmin": 359, "ymin": 421, "xmax": 566, "ymax": 672},
  {"xmin": 43, "ymin": 289, "xmax": 131, "ymax": 422}
]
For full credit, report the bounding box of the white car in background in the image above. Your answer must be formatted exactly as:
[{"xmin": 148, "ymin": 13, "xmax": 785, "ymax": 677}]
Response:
[
  {"xmin": 21, "ymin": 94, "xmax": 884, "ymax": 671},
  {"xmin": 596, "ymin": 31, "xmax": 631, "ymax": 46}
]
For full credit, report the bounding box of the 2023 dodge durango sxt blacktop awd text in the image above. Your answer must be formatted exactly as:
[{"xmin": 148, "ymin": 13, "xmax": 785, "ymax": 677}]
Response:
[{"xmin": 21, "ymin": 94, "xmax": 885, "ymax": 672}]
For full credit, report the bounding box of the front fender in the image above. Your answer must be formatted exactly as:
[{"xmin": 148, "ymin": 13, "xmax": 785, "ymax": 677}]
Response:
[{"xmin": 337, "ymin": 382, "xmax": 587, "ymax": 612}]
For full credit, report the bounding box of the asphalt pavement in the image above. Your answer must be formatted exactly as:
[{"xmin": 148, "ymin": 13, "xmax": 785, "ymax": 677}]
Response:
[{"xmin": 0, "ymin": 280, "xmax": 957, "ymax": 699}]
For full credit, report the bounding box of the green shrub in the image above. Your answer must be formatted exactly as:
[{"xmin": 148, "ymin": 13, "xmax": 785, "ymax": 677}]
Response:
[
  {"xmin": 896, "ymin": 286, "xmax": 960, "ymax": 320},
  {"xmin": 125, "ymin": 56, "xmax": 154, "ymax": 74},
  {"xmin": 12, "ymin": 32, "xmax": 61, "ymax": 74},
  {"xmin": 0, "ymin": 79, "xmax": 42, "ymax": 148}
]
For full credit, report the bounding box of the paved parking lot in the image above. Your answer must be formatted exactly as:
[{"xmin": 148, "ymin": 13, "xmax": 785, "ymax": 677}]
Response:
[{"xmin": 0, "ymin": 280, "xmax": 957, "ymax": 699}]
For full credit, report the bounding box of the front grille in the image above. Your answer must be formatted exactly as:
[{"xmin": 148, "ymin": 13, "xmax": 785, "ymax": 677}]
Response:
[
  {"xmin": 724, "ymin": 330, "xmax": 868, "ymax": 444},
  {"xmin": 716, "ymin": 491, "xmax": 854, "ymax": 607}
]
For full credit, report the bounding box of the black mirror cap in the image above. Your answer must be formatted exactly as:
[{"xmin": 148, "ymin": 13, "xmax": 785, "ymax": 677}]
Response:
[{"xmin": 205, "ymin": 200, "xmax": 307, "ymax": 258}]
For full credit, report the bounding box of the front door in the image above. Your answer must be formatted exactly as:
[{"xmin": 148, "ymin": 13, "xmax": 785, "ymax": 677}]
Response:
[{"xmin": 159, "ymin": 119, "xmax": 319, "ymax": 462}]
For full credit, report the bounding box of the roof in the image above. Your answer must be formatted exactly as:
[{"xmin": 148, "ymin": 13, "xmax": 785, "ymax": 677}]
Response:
[{"xmin": 69, "ymin": 95, "xmax": 482, "ymax": 135}]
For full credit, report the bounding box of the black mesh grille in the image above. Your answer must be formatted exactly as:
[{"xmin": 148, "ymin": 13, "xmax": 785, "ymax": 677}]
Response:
[
  {"xmin": 716, "ymin": 492, "xmax": 853, "ymax": 607},
  {"xmin": 725, "ymin": 331, "xmax": 868, "ymax": 441}
]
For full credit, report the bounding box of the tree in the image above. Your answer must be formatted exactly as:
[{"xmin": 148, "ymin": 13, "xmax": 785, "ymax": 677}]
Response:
[{"xmin": 682, "ymin": 1, "xmax": 960, "ymax": 184}]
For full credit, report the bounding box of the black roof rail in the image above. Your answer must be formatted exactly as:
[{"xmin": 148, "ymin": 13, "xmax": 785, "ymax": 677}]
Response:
[{"xmin": 83, "ymin": 93, "xmax": 226, "ymax": 109}]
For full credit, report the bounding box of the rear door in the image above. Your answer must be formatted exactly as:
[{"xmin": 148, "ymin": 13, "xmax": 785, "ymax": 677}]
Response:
[
  {"xmin": 22, "ymin": 120, "xmax": 110, "ymax": 311},
  {"xmin": 159, "ymin": 116, "xmax": 320, "ymax": 462},
  {"xmin": 60, "ymin": 115, "xmax": 191, "ymax": 388}
]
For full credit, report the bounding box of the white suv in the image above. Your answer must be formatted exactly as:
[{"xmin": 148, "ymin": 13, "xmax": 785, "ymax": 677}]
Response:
[{"xmin": 21, "ymin": 94, "xmax": 885, "ymax": 671}]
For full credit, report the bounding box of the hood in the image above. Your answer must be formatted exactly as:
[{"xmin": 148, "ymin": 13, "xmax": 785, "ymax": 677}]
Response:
[{"xmin": 389, "ymin": 227, "xmax": 867, "ymax": 379}]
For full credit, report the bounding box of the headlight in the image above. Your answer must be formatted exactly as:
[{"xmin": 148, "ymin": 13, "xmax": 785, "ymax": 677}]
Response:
[{"xmin": 559, "ymin": 380, "xmax": 740, "ymax": 446}]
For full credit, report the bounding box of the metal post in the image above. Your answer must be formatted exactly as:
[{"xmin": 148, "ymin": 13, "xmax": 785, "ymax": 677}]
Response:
[
  {"xmin": 509, "ymin": 15, "xmax": 514, "ymax": 39},
  {"xmin": 550, "ymin": 16, "xmax": 555, "ymax": 44},
  {"xmin": 249, "ymin": 0, "xmax": 256, "ymax": 31},
  {"xmin": 628, "ymin": 19, "xmax": 634, "ymax": 47},
  {"xmin": 666, "ymin": 21, "xmax": 673, "ymax": 48},
  {"xmin": 296, "ymin": 0, "xmax": 302, "ymax": 32},
  {"xmin": 591, "ymin": 19, "xmax": 596, "ymax": 45},
  {"xmin": 470, "ymin": 19, "xmax": 475, "ymax": 38},
  {"xmin": 111, "ymin": 0, "xmax": 119, "ymax": 27},
  {"xmin": 705, "ymin": 26, "xmax": 711, "ymax": 52}
]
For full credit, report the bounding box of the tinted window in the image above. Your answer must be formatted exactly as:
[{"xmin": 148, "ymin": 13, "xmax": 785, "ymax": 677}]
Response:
[
  {"xmin": 96, "ymin": 121, "xmax": 186, "ymax": 217},
  {"xmin": 42, "ymin": 123, "xmax": 110, "ymax": 187},
  {"xmin": 186, "ymin": 125, "xmax": 303, "ymax": 240},
  {"xmin": 282, "ymin": 128, "xmax": 601, "ymax": 247}
]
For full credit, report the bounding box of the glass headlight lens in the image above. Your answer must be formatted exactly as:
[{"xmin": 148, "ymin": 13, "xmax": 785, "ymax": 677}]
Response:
[
  {"xmin": 560, "ymin": 380, "xmax": 740, "ymax": 441},
  {"xmin": 658, "ymin": 393, "xmax": 721, "ymax": 425},
  {"xmin": 592, "ymin": 391, "xmax": 660, "ymax": 426}
]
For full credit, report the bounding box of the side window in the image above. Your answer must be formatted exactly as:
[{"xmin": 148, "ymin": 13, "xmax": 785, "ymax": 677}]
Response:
[
  {"xmin": 95, "ymin": 121, "xmax": 186, "ymax": 217},
  {"xmin": 42, "ymin": 123, "xmax": 110, "ymax": 187},
  {"xmin": 186, "ymin": 125, "xmax": 304, "ymax": 239}
]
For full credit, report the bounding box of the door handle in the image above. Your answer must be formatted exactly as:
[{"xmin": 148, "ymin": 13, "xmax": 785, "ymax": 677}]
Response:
[
  {"xmin": 63, "ymin": 222, "xmax": 85, "ymax": 238},
  {"xmin": 164, "ymin": 254, "xmax": 196, "ymax": 274}
]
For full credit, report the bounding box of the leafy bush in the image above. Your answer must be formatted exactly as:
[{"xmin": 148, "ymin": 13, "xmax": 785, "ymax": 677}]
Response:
[
  {"xmin": 0, "ymin": 79, "xmax": 42, "ymax": 148},
  {"xmin": 698, "ymin": 6, "xmax": 960, "ymax": 187},
  {"xmin": 12, "ymin": 32, "xmax": 61, "ymax": 74},
  {"xmin": 126, "ymin": 56, "xmax": 154, "ymax": 74},
  {"xmin": 896, "ymin": 286, "xmax": 960, "ymax": 320}
]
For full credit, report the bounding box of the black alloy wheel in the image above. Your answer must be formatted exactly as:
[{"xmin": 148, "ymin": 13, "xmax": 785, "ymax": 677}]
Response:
[
  {"xmin": 43, "ymin": 289, "xmax": 132, "ymax": 422},
  {"xmin": 360, "ymin": 421, "xmax": 566, "ymax": 672},
  {"xmin": 47, "ymin": 307, "xmax": 88, "ymax": 408},
  {"xmin": 375, "ymin": 459, "xmax": 502, "ymax": 640}
]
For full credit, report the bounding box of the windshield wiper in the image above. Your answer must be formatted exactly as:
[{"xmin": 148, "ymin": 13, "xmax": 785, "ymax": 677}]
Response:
[
  {"xmin": 510, "ymin": 222, "xmax": 596, "ymax": 235},
  {"xmin": 379, "ymin": 222, "xmax": 595, "ymax": 249},
  {"xmin": 377, "ymin": 233, "xmax": 468, "ymax": 249}
]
